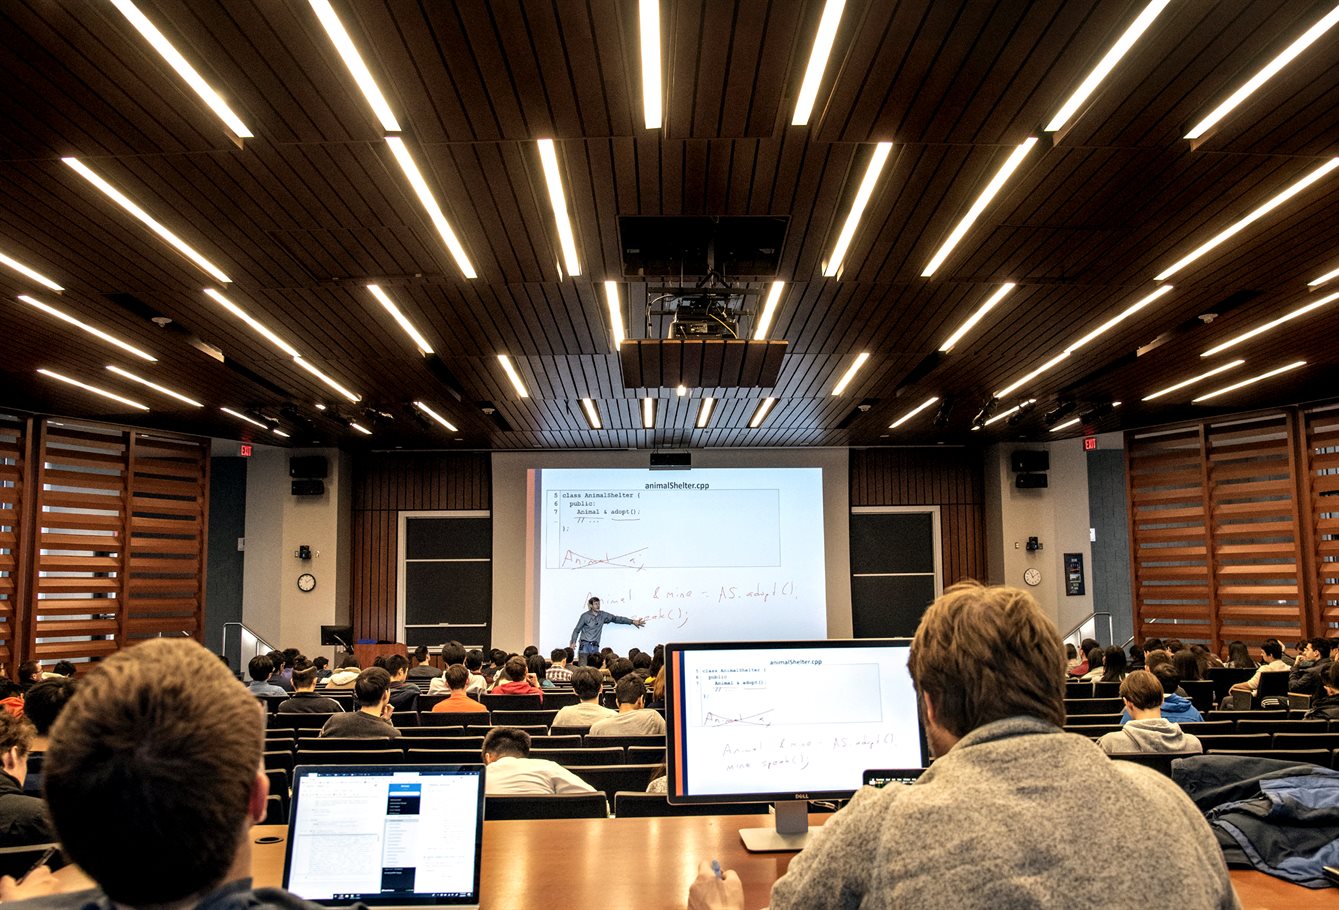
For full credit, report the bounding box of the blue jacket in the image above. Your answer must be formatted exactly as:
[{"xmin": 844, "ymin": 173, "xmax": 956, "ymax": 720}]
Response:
[{"xmin": 1120, "ymin": 693, "xmax": 1203, "ymax": 725}]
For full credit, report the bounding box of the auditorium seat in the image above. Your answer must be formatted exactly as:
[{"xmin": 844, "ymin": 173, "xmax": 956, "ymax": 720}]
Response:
[
  {"xmin": 1180, "ymin": 680, "xmax": 1215, "ymax": 714},
  {"xmin": 404, "ymin": 749, "xmax": 486, "ymax": 765},
  {"xmin": 583, "ymin": 734, "xmax": 665, "ymax": 750},
  {"xmin": 1063, "ymin": 725, "xmax": 1122, "ymax": 738},
  {"xmin": 481, "ymin": 694, "xmax": 543, "ymax": 711},
  {"xmin": 390, "ymin": 711, "xmax": 420, "ymax": 727},
  {"xmin": 531, "ymin": 747, "xmax": 623, "ymax": 767},
  {"xmin": 627, "ymin": 745, "xmax": 666, "ymax": 764},
  {"xmin": 491, "ymin": 709, "xmax": 558, "ymax": 727},
  {"xmin": 294, "ymin": 748, "xmax": 402, "ymax": 766},
  {"xmin": 1179, "ymin": 721, "xmax": 1234, "ymax": 735},
  {"xmin": 1106, "ymin": 753, "xmax": 1178, "ymax": 777},
  {"xmin": 1196, "ymin": 734, "xmax": 1272, "ymax": 752},
  {"xmin": 1093, "ymin": 681, "xmax": 1122, "ymax": 699},
  {"xmin": 397, "ymin": 725, "xmax": 467, "ymax": 737},
  {"xmin": 543, "ymin": 691, "xmax": 581, "ymax": 709},
  {"xmin": 1064, "ymin": 682, "xmax": 1093, "ymax": 699},
  {"xmin": 0, "ymin": 844, "xmax": 63, "ymax": 880},
  {"xmin": 550, "ymin": 725, "xmax": 592, "ymax": 737},
  {"xmin": 484, "ymin": 793, "xmax": 607, "ymax": 820},
  {"xmin": 420, "ymin": 712, "xmax": 492, "ymax": 728},
  {"xmin": 1063, "ymin": 698, "xmax": 1123, "ymax": 715},
  {"xmin": 530, "ymin": 734, "xmax": 582, "ymax": 749},
  {"xmin": 1208, "ymin": 749, "xmax": 1331, "ymax": 766},
  {"xmin": 263, "ymin": 794, "xmax": 287, "ymax": 825},
  {"xmin": 263, "ymin": 751, "xmax": 294, "ymax": 775},
  {"xmin": 265, "ymin": 768, "xmax": 290, "ymax": 816},
  {"xmin": 1236, "ymin": 719, "xmax": 1327, "ymax": 735},
  {"xmin": 394, "ymin": 736, "xmax": 484, "ymax": 751},
  {"xmin": 568, "ymin": 764, "xmax": 660, "ymax": 802},
  {"xmin": 297, "ymin": 736, "xmax": 398, "ymax": 751},
  {"xmin": 272, "ymin": 713, "xmax": 335, "ymax": 731},
  {"xmin": 1062, "ymin": 713, "xmax": 1123, "ymax": 726},
  {"xmin": 1205, "ymin": 709, "xmax": 1288, "ymax": 723},
  {"xmin": 1207, "ymin": 667, "xmax": 1256, "ymax": 702},
  {"xmin": 1271, "ymin": 732, "xmax": 1339, "ymax": 751},
  {"xmin": 614, "ymin": 792, "xmax": 768, "ymax": 817}
]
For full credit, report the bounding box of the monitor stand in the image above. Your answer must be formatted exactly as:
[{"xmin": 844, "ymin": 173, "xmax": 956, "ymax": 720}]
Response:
[{"xmin": 739, "ymin": 799, "xmax": 811, "ymax": 853}]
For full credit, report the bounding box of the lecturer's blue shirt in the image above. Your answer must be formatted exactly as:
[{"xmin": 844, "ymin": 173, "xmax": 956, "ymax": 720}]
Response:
[{"xmin": 570, "ymin": 609, "xmax": 635, "ymax": 652}]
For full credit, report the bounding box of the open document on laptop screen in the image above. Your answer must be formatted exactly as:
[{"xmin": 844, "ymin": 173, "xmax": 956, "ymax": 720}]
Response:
[{"xmin": 284, "ymin": 766, "xmax": 484, "ymax": 906}]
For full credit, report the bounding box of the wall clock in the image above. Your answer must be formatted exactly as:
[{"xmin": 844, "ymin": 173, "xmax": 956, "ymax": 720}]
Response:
[
  {"xmin": 1023, "ymin": 568, "xmax": 1041, "ymax": 587},
  {"xmin": 297, "ymin": 573, "xmax": 316, "ymax": 592}
]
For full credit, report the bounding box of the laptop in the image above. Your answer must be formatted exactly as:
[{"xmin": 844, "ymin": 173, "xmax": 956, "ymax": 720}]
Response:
[{"xmin": 283, "ymin": 765, "xmax": 485, "ymax": 908}]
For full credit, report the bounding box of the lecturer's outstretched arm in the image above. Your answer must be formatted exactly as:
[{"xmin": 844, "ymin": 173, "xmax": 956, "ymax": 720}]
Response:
[{"xmin": 608, "ymin": 612, "xmax": 646, "ymax": 628}]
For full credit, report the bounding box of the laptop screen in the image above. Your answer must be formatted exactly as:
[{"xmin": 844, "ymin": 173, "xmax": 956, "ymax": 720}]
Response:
[{"xmin": 284, "ymin": 765, "xmax": 485, "ymax": 907}]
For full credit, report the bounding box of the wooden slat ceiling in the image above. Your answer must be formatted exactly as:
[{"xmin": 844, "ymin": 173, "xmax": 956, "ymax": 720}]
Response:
[{"xmin": 1, "ymin": 0, "xmax": 1339, "ymax": 450}]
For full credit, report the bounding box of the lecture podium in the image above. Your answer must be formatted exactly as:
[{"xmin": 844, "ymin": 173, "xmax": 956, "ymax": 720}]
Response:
[{"xmin": 352, "ymin": 643, "xmax": 404, "ymax": 668}]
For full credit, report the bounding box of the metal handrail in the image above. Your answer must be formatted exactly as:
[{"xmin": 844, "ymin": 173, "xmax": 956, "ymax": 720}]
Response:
[
  {"xmin": 221, "ymin": 621, "xmax": 278, "ymax": 674},
  {"xmin": 1061, "ymin": 611, "xmax": 1114, "ymax": 649}
]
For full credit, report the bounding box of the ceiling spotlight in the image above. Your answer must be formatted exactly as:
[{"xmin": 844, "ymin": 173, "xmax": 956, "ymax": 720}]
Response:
[
  {"xmin": 971, "ymin": 397, "xmax": 998, "ymax": 430},
  {"xmin": 1042, "ymin": 400, "xmax": 1078, "ymax": 426},
  {"xmin": 1006, "ymin": 399, "xmax": 1037, "ymax": 426},
  {"xmin": 932, "ymin": 397, "xmax": 953, "ymax": 429}
]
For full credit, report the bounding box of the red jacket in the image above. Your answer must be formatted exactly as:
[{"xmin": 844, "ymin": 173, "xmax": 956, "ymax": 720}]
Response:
[{"xmin": 492, "ymin": 680, "xmax": 543, "ymax": 702}]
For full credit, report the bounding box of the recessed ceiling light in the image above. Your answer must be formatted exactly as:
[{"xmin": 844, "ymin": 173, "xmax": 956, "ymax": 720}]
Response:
[
  {"xmin": 1308, "ymin": 264, "xmax": 1339, "ymax": 287},
  {"xmin": 676, "ymin": 384, "xmax": 687, "ymax": 397},
  {"xmin": 604, "ymin": 281, "xmax": 625, "ymax": 350},
  {"xmin": 498, "ymin": 354, "xmax": 529, "ymax": 398},
  {"xmin": 367, "ymin": 284, "xmax": 433, "ymax": 355},
  {"xmin": 385, "ymin": 136, "xmax": 476, "ymax": 279},
  {"xmin": 639, "ymin": 0, "xmax": 662, "ymax": 129},
  {"xmin": 105, "ymin": 365, "xmax": 202, "ymax": 407},
  {"xmin": 749, "ymin": 398, "xmax": 777, "ymax": 428},
  {"xmin": 983, "ymin": 399, "xmax": 1036, "ymax": 427},
  {"xmin": 641, "ymin": 397, "xmax": 655, "ymax": 429},
  {"xmin": 1044, "ymin": 0, "xmax": 1172, "ymax": 133},
  {"xmin": 349, "ymin": 421, "xmax": 373, "ymax": 436},
  {"xmin": 1142, "ymin": 359, "xmax": 1246, "ymax": 401},
  {"xmin": 414, "ymin": 401, "xmax": 458, "ymax": 432},
  {"xmin": 831, "ymin": 352, "xmax": 870, "ymax": 395},
  {"xmin": 581, "ymin": 398, "xmax": 603, "ymax": 430},
  {"xmin": 1155, "ymin": 159, "xmax": 1339, "ymax": 280},
  {"xmin": 1049, "ymin": 416, "xmax": 1082, "ymax": 433},
  {"xmin": 307, "ymin": 0, "xmax": 400, "ymax": 132},
  {"xmin": 752, "ymin": 281, "xmax": 786, "ymax": 340},
  {"xmin": 314, "ymin": 403, "xmax": 327, "ymax": 411},
  {"xmin": 823, "ymin": 142, "xmax": 893, "ymax": 277},
  {"xmin": 18, "ymin": 295, "xmax": 157, "ymax": 362},
  {"xmin": 1185, "ymin": 3, "xmax": 1339, "ymax": 140},
  {"xmin": 792, "ymin": 0, "xmax": 846, "ymax": 126},
  {"xmin": 110, "ymin": 0, "xmax": 254, "ymax": 139},
  {"xmin": 0, "ymin": 250, "xmax": 63, "ymax": 291},
  {"xmin": 61, "ymin": 157, "xmax": 230, "ymax": 283},
  {"xmin": 889, "ymin": 396, "xmax": 939, "ymax": 429},
  {"xmin": 203, "ymin": 288, "xmax": 300, "ymax": 357},
  {"xmin": 939, "ymin": 283, "xmax": 1016, "ymax": 352},
  {"xmin": 293, "ymin": 356, "xmax": 360, "ymax": 403},
  {"xmin": 696, "ymin": 397, "xmax": 715, "ymax": 428},
  {"xmin": 537, "ymin": 140, "xmax": 581, "ymax": 277},
  {"xmin": 272, "ymin": 428, "xmax": 290, "ymax": 438},
  {"xmin": 921, "ymin": 138, "xmax": 1039, "ymax": 277},
  {"xmin": 1200, "ymin": 291, "xmax": 1339, "ymax": 357},
  {"xmin": 1192, "ymin": 361, "xmax": 1306, "ymax": 402},
  {"xmin": 38, "ymin": 368, "xmax": 148, "ymax": 411}
]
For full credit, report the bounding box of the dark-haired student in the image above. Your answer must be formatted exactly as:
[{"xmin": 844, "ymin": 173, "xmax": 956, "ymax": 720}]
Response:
[
  {"xmin": 588, "ymin": 675, "xmax": 665, "ymax": 736},
  {"xmin": 481, "ymin": 728, "xmax": 595, "ymax": 796},
  {"xmin": 1099, "ymin": 671, "xmax": 1202, "ymax": 755},
  {"xmin": 244, "ymin": 656, "xmax": 286, "ymax": 698},
  {"xmin": 0, "ymin": 713, "xmax": 52, "ymax": 849},
  {"xmin": 1287, "ymin": 637, "xmax": 1332, "ymax": 697},
  {"xmin": 381, "ymin": 655, "xmax": 421, "ymax": 712},
  {"xmin": 318, "ymin": 669, "xmax": 399, "ymax": 739},
  {"xmin": 491, "ymin": 657, "xmax": 544, "ymax": 701},
  {"xmin": 1304, "ymin": 662, "xmax": 1339, "ymax": 720},
  {"xmin": 406, "ymin": 645, "xmax": 440, "ymax": 681},
  {"xmin": 430, "ymin": 666, "xmax": 487, "ymax": 713},
  {"xmin": 551, "ymin": 668, "xmax": 616, "ymax": 727},
  {"xmin": 277, "ymin": 667, "xmax": 343, "ymax": 714}
]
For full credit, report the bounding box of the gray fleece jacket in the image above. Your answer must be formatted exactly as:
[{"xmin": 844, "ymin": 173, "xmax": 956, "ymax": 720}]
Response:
[
  {"xmin": 768, "ymin": 716, "xmax": 1238, "ymax": 910},
  {"xmin": 1098, "ymin": 718, "xmax": 1202, "ymax": 755}
]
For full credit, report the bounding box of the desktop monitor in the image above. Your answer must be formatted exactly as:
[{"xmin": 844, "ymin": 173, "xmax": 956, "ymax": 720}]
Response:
[{"xmin": 665, "ymin": 639, "xmax": 927, "ymax": 852}]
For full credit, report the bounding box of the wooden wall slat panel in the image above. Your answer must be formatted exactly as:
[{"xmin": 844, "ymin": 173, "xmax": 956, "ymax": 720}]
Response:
[{"xmin": 0, "ymin": 416, "xmax": 23, "ymax": 665}]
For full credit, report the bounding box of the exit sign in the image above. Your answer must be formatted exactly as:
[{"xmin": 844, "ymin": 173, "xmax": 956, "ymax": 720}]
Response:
[
  {"xmin": 239, "ymin": 444, "xmax": 252, "ymax": 457},
  {"xmin": 1083, "ymin": 436, "xmax": 1097, "ymax": 451}
]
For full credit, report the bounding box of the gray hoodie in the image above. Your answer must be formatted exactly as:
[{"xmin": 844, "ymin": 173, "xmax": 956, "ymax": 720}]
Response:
[
  {"xmin": 323, "ymin": 667, "xmax": 360, "ymax": 689},
  {"xmin": 1099, "ymin": 718, "xmax": 1202, "ymax": 755}
]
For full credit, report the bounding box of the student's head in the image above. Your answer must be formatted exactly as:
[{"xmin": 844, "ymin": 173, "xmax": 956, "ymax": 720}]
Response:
[
  {"xmin": 291, "ymin": 666, "xmax": 318, "ymax": 691},
  {"xmin": 337, "ymin": 653, "xmax": 360, "ymax": 670},
  {"xmin": 372, "ymin": 655, "xmax": 387, "ymax": 670},
  {"xmin": 464, "ymin": 649, "xmax": 484, "ymax": 672},
  {"xmin": 632, "ymin": 652, "xmax": 652, "ymax": 671},
  {"xmin": 412, "ymin": 645, "xmax": 429, "ymax": 666},
  {"xmin": 1101, "ymin": 646, "xmax": 1127, "ymax": 679},
  {"xmin": 1128, "ymin": 644, "xmax": 1144, "ymax": 664},
  {"xmin": 571, "ymin": 666, "xmax": 603, "ymax": 700},
  {"xmin": 281, "ymin": 648, "xmax": 300, "ymax": 668},
  {"xmin": 44, "ymin": 639, "xmax": 266, "ymax": 907},
  {"xmin": 1153, "ymin": 663, "xmax": 1181, "ymax": 695},
  {"xmin": 1164, "ymin": 639, "xmax": 1185, "ymax": 654},
  {"xmin": 1142, "ymin": 637, "xmax": 1164, "ymax": 652},
  {"xmin": 609, "ymin": 657, "xmax": 635, "ymax": 682},
  {"xmin": 25, "ymin": 678, "xmax": 77, "ymax": 735},
  {"xmin": 17, "ymin": 660, "xmax": 41, "ymax": 686},
  {"xmin": 565, "ymin": 647, "xmax": 575, "ymax": 664},
  {"xmin": 1326, "ymin": 660, "xmax": 1339, "ymax": 694},
  {"xmin": 267, "ymin": 650, "xmax": 283, "ymax": 672},
  {"xmin": 1171, "ymin": 649, "xmax": 1201, "ymax": 682},
  {"xmin": 587, "ymin": 596, "xmax": 601, "ymax": 613},
  {"xmin": 482, "ymin": 727, "xmax": 531, "ymax": 762},
  {"xmin": 1086, "ymin": 647, "xmax": 1103, "ymax": 670},
  {"xmin": 1079, "ymin": 638, "xmax": 1099, "ymax": 657},
  {"xmin": 1261, "ymin": 640, "xmax": 1283, "ymax": 661},
  {"xmin": 247, "ymin": 654, "xmax": 274, "ymax": 682},
  {"xmin": 1065, "ymin": 643, "xmax": 1077, "ymax": 661},
  {"xmin": 441, "ymin": 641, "xmax": 466, "ymax": 667},
  {"xmin": 527, "ymin": 654, "xmax": 547, "ymax": 681},
  {"xmin": 292, "ymin": 656, "xmax": 311, "ymax": 673},
  {"xmin": 615, "ymin": 673, "xmax": 646, "ymax": 707},
  {"xmin": 1305, "ymin": 637, "xmax": 1332, "ymax": 661},
  {"xmin": 550, "ymin": 648, "xmax": 567, "ymax": 665},
  {"xmin": 354, "ymin": 667, "xmax": 392, "ymax": 708},
  {"xmin": 445, "ymin": 664, "xmax": 470, "ymax": 692},
  {"xmin": 52, "ymin": 660, "xmax": 76, "ymax": 678},
  {"xmin": 503, "ymin": 656, "xmax": 528, "ymax": 683},
  {"xmin": 1119, "ymin": 669, "xmax": 1164, "ymax": 711},
  {"xmin": 587, "ymin": 652, "xmax": 604, "ymax": 670},
  {"xmin": 383, "ymin": 654, "xmax": 409, "ymax": 681},
  {"xmin": 490, "ymin": 649, "xmax": 508, "ymax": 668},
  {"xmin": 0, "ymin": 712, "xmax": 34, "ymax": 766},
  {"xmin": 312, "ymin": 656, "xmax": 329, "ymax": 671},
  {"xmin": 1144, "ymin": 649, "xmax": 1173, "ymax": 673},
  {"xmin": 907, "ymin": 583, "xmax": 1065, "ymax": 749},
  {"xmin": 522, "ymin": 645, "xmax": 539, "ymax": 659},
  {"xmin": 1226, "ymin": 640, "xmax": 1252, "ymax": 665}
]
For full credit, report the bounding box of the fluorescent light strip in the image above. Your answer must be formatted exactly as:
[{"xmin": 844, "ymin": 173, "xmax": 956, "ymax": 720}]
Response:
[
  {"xmin": 922, "ymin": 138, "xmax": 1038, "ymax": 277},
  {"xmin": 537, "ymin": 140, "xmax": 580, "ymax": 277},
  {"xmin": 641, "ymin": 397, "xmax": 655, "ymax": 429},
  {"xmin": 939, "ymin": 283, "xmax": 1016, "ymax": 352},
  {"xmin": 1200, "ymin": 291, "xmax": 1339, "ymax": 357},
  {"xmin": 0, "ymin": 250, "xmax": 63, "ymax": 291},
  {"xmin": 604, "ymin": 281, "xmax": 626, "ymax": 349},
  {"xmin": 1185, "ymin": 3, "xmax": 1339, "ymax": 140},
  {"xmin": 995, "ymin": 352, "xmax": 1070, "ymax": 399},
  {"xmin": 1309, "ymin": 264, "xmax": 1339, "ymax": 287},
  {"xmin": 1193, "ymin": 361, "xmax": 1307, "ymax": 402},
  {"xmin": 1044, "ymin": 0, "xmax": 1172, "ymax": 132},
  {"xmin": 639, "ymin": 0, "xmax": 662, "ymax": 128},
  {"xmin": 983, "ymin": 399, "xmax": 1036, "ymax": 427},
  {"xmin": 385, "ymin": 137, "xmax": 476, "ymax": 279},
  {"xmin": 792, "ymin": 0, "xmax": 846, "ymax": 126},
  {"xmin": 1049, "ymin": 416, "xmax": 1082, "ymax": 433},
  {"xmin": 753, "ymin": 281, "xmax": 786, "ymax": 340},
  {"xmin": 498, "ymin": 354, "xmax": 529, "ymax": 398},
  {"xmin": 889, "ymin": 396, "xmax": 939, "ymax": 429},
  {"xmin": 367, "ymin": 284, "xmax": 433, "ymax": 355},
  {"xmin": 831, "ymin": 351, "xmax": 870, "ymax": 395},
  {"xmin": 1142, "ymin": 359, "xmax": 1246, "ymax": 401},
  {"xmin": 414, "ymin": 401, "xmax": 458, "ymax": 432},
  {"xmin": 696, "ymin": 397, "xmax": 715, "ymax": 428},
  {"xmin": 61, "ymin": 157, "xmax": 230, "ymax": 283},
  {"xmin": 749, "ymin": 397, "xmax": 777, "ymax": 428},
  {"xmin": 38, "ymin": 368, "xmax": 148, "ymax": 411},
  {"xmin": 307, "ymin": 0, "xmax": 400, "ymax": 131},
  {"xmin": 581, "ymin": 398, "xmax": 602, "ymax": 430},
  {"xmin": 18, "ymin": 295, "xmax": 157, "ymax": 362},
  {"xmin": 823, "ymin": 142, "xmax": 893, "ymax": 277},
  {"xmin": 1155, "ymin": 159, "xmax": 1339, "ymax": 281},
  {"xmin": 220, "ymin": 407, "xmax": 265, "ymax": 429},
  {"xmin": 292, "ymin": 356, "xmax": 360, "ymax": 403},
  {"xmin": 202, "ymin": 289, "xmax": 300, "ymax": 357},
  {"xmin": 105, "ymin": 365, "xmax": 202, "ymax": 407},
  {"xmin": 349, "ymin": 422, "xmax": 373, "ymax": 436},
  {"xmin": 110, "ymin": 0, "xmax": 253, "ymax": 138},
  {"xmin": 272, "ymin": 429, "xmax": 290, "ymax": 438}
]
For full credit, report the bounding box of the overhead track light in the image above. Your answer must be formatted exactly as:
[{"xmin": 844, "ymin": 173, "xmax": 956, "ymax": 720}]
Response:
[
  {"xmin": 1041, "ymin": 401, "xmax": 1078, "ymax": 427},
  {"xmin": 293, "ymin": 357, "xmax": 360, "ymax": 403},
  {"xmin": 385, "ymin": 136, "xmax": 477, "ymax": 279},
  {"xmin": 696, "ymin": 397, "xmax": 715, "ymax": 429},
  {"xmin": 641, "ymin": 397, "xmax": 655, "ymax": 429},
  {"xmin": 921, "ymin": 138, "xmax": 1038, "ymax": 277},
  {"xmin": 1193, "ymin": 361, "xmax": 1306, "ymax": 402},
  {"xmin": 0, "ymin": 250, "xmax": 63, "ymax": 291},
  {"xmin": 932, "ymin": 397, "xmax": 953, "ymax": 428},
  {"xmin": 414, "ymin": 401, "xmax": 458, "ymax": 432},
  {"xmin": 581, "ymin": 398, "xmax": 603, "ymax": 430},
  {"xmin": 497, "ymin": 354, "xmax": 529, "ymax": 398},
  {"xmin": 1200, "ymin": 291, "xmax": 1339, "ymax": 358},
  {"xmin": 110, "ymin": 0, "xmax": 254, "ymax": 139},
  {"xmin": 939, "ymin": 283, "xmax": 1016, "ymax": 352},
  {"xmin": 221, "ymin": 407, "xmax": 267, "ymax": 429},
  {"xmin": 1142, "ymin": 360, "xmax": 1246, "ymax": 401},
  {"xmin": 349, "ymin": 421, "xmax": 373, "ymax": 436},
  {"xmin": 18, "ymin": 295, "xmax": 157, "ymax": 362},
  {"xmin": 537, "ymin": 140, "xmax": 581, "ymax": 277},
  {"xmin": 61, "ymin": 157, "xmax": 230, "ymax": 283},
  {"xmin": 752, "ymin": 281, "xmax": 786, "ymax": 340},
  {"xmin": 982, "ymin": 399, "xmax": 1036, "ymax": 428},
  {"xmin": 1185, "ymin": 3, "xmax": 1339, "ymax": 140},
  {"xmin": 749, "ymin": 398, "xmax": 777, "ymax": 428},
  {"xmin": 823, "ymin": 142, "xmax": 893, "ymax": 277},
  {"xmin": 639, "ymin": 0, "xmax": 662, "ymax": 129},
  {"xmin": 105, "ymin": 365, "xmax": 202, "ymax": 407},
  {"xmin": 1155, "ymin": 159, "xmax": 1339, "ymax": 281},
  {"xmin": 1308, "ymin": 264, "xmax": 1339, "ymax": 288},
  {"xmin": 307, "ymin": 0, "xmax": 400, "ymax": 131},
  {"xmin": 830, "ymin": 352, "xmax": 870, "ymax": 395},
  {"xmin": 203, "ymin": 288, "xmax": 299, "ymax": 357},
  {"xmin": 792, "ymin": 0, "xmax": 846, "ymax": 126},
  {"xmin": 889, "ymin": 396, "xmax": 939, "ymax": 429},
  {"xmin": 367, "ymin": 284, "xmax": 433, "ymax": 355},
  {"xmin": 1049, "ymin": 416, "xmax": 1082, "ymax": 433},
  {"xmin": 38, "ymin": 368, "xmax": 148, "ymax": 411},
  {"xmin": 604, "ymin": 281, "xmax": 626, "ymax": 349}
]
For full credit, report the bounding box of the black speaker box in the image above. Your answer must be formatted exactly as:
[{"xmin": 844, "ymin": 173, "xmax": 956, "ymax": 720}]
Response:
[
  {"xmin": 650, "ymin": 451, "xmax": 691, "ymax": 470},
  {"xmin": 1011, "ymin": 450, "xmax": 1049, "ymax": 473},
  {"xmin": 289, "ymin": 455, "xmax": 329, "ymax": 479},
  {"xmin": 1015, "ymin": 473, "xmax": 1049, "ymax": 489},
  {"xmin": 291, "ymin": 479, "xmax": 325, "ymax": 496}
]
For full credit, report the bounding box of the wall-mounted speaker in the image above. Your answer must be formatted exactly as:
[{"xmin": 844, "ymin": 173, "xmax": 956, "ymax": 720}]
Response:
[
  {"xmin": 291, "ymin": 479, "xmax": 325, "ymax": 496},
  {"xmin": 289, "ymin": 455, "xmax": 329, "ymax": 479},
  {"xmin": 1015, "ymin": 473, "xmax": 1048, "ymax": 489},
  {"xmin": 1011, "ymin": 450, "xmax": 1049, "ymax": 473}
]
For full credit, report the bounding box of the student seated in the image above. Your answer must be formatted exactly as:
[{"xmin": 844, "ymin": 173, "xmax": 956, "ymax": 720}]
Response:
[
  {"xmin": 277, "ymin": 666, "xmax": 343, "ymax": 714},
  {"xmin": 1304, "ymin": 661, "xmax": 1339, "ymax": 720},
  {"xmin": 0, "ymin": 713, "xmax": 52, "ymax": 849},
  {"xmin": 318, "ymin": 668, "xmax": 400, "ymax": 739},
  {"xmin": 431, "ymin": 666, "xmax": 487, "ymax": 713},
  {"xmin": 490, "ymin": 656, "xmax": 544, "ymax": 701},
  {"xmin": 244, "ymin": 655, "xmax": 286, "ymax": 698},
  {"xmin": 481, "ymin": 728, "xmax": 595, "ymax": 796},
  {"xmin": 1099, "ymin": 670, "xmax": 1202, "ymax": 755},
  {"xmin": 1120, "ymin": 665, "xmax": 1202, "ymax": 724},
  {"xmin": 588, "ymin": 674, "xmax": 666, "ymax": 737},
  {"xmin": 551, "ymin": 668, "xmax": 615, "ymax": 727}
]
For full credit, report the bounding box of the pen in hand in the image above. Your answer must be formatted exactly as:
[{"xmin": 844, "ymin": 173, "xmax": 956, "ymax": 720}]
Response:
[{"xmin": 711, "ymin": 859, "xmax": 724, "ymax": 880}]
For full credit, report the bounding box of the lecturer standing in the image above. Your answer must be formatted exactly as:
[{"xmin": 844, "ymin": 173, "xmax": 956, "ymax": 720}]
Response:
[{"xmin": 570, "ymin": 596, "xmax": 645, "ymax": 665}]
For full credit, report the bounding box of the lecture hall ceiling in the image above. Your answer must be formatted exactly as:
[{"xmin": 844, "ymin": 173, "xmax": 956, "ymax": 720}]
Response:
[{"xmin": 1, "ymin": 0, "xmax": 1338, "ymax": 450}]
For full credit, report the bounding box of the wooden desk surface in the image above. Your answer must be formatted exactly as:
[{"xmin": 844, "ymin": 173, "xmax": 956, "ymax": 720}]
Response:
[{"xmin": 250, "ymin": 816, "xmax": 1339, "ymax": 909}]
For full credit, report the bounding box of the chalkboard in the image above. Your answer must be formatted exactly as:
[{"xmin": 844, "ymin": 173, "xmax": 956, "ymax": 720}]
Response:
[
  {"xmin": 402, "ymin": 514, "xmax": 492, "ymax": 649},
  {"xmin": 849, "ymin": 509, "xmax": 939, "ymax": 639},
  {"xmin": 405, "ymin": 516, "xmax": 491, "ymax": 559},
  {"xmin": 850, "ymin": 512, "xmax": 934, "ymax": 574},
  {"xmin": 851, "ymin": 574, "xmax": 938, "ymax": 638}
]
